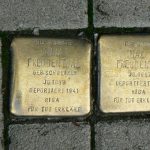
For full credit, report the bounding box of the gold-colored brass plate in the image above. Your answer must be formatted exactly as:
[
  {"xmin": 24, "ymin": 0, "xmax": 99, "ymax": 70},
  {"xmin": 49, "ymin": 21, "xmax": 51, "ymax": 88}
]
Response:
[
  {"xmin": 10, "ymin": 38, "xmax": 91, "ymax": 116},
  {"xmin": 100, "ymin": 35, "xmax": 150, "ymax": 113}
]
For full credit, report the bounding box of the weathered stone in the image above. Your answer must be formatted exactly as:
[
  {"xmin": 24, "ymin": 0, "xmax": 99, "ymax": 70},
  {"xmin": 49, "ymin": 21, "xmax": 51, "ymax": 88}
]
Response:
[
  {"xmin": 0, "ymin": 40, "xmax": 3, "ymax": 150},
  {"xmin": 95, "ymin": 119, "xmax": 150, "ymax": 150},
  {"xmin": 9, "ymin": 123, "xmax": 91, "ymax": 150},
  {"xmin": 93, "ymin": 0, "xmax": 150, "ymax": 27},
  {"xmin": 0, "ymin": 0, "xmax": 88, "ymax": 31}
]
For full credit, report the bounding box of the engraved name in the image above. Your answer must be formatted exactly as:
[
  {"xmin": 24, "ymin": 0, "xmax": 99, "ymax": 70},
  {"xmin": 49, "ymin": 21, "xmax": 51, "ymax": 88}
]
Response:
[{"xmin": 27, "ymin": 58, "xmax": 80, "ymax": 68}]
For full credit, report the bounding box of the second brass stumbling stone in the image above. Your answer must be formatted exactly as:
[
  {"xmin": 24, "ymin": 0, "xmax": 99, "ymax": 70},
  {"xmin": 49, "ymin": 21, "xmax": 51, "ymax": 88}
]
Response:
[{"xmin": 100, "ymin": 35, "xmax": 150, "ymax": 113}]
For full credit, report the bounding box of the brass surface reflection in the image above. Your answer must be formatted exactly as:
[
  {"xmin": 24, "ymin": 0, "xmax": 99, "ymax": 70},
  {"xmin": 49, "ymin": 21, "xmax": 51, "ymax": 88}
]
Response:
[
  {"xmin": 100, "ymin": 35, "xmax": 150, "ymax": 113},
  {"xmin": 10, "ymin": 38, "xmax": 91, "ymax": 116}
]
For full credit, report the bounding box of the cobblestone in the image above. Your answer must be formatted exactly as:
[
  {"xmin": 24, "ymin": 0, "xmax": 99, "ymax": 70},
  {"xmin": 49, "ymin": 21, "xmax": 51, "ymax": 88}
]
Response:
[
  {"xmin": 9, "ymin": 122, "xmax": 91, "ymax": 150},
  {"xmin": 95, "ymin": 119, "xmax": 150, "ymax": 150},
  {"xmin": 0, "ymin": 0, "xmax": 88, "ymax": 31},
  {"xmin": 93, "ymin": 0, "xmax": 150, "ymax": 27}
]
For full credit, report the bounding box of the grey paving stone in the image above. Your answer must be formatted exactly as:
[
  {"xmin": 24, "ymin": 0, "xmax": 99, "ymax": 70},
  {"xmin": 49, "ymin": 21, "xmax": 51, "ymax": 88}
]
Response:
[
  {"xmin": 93, "ymin": 0, "xmax": 150, "ymax": 27},
  {"xmin": 95, "ymin": 119, "xmax": 150, "ymax": 150},
  {"xmin": 9, "ymin": 123, "xmax": 91, "ymax": 150},
  {"xmin": 0, "ymin": 40, "xmax": 3, "ymax": 150},
  {"xmin": 0, "ymin": 0, "xmax": 88, "ymax": 31}
]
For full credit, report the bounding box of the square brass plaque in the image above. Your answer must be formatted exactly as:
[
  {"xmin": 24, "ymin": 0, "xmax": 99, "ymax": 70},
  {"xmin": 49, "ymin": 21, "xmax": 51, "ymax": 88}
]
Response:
[
  {"xmin": 10, "ymin": 38, "xmax": 91, "ymax": 116},
  {"xmin": 100, "ymin": 35, "xmax": 150, "ymax": 113}
]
